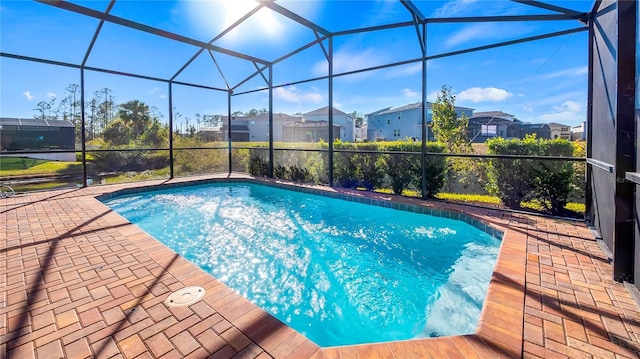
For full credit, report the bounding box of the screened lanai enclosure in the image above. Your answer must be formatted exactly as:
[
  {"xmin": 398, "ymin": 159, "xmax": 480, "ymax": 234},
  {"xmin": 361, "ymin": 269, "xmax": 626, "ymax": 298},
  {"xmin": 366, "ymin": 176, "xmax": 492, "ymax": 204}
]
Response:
[{"xmin": 0, "ymin": 0, "xmax": 638, "ymax": 293}]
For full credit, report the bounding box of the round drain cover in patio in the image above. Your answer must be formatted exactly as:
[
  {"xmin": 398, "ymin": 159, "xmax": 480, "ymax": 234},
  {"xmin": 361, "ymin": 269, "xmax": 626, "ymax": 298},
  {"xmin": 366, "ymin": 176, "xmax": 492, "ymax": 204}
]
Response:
[{"xmin": 164, "ymin": 286, "xmax": 205, "ymax": 307}]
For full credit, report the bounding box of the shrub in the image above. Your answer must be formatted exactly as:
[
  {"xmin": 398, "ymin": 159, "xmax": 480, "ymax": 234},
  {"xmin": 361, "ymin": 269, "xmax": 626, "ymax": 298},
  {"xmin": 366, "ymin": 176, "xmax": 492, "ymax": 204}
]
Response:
[
  {"xmin": 384, "ymin": 142, "xmax": 420, "ymax": 195},
  {"xmin": 248, "ymin": 153, "xmax": 269, "ymax": 177},
  {"xmin": 331, "ymin": 140, "xmax": 446, "ymax": 196},
  {"xmin": 91, "ymin": 149, "xmax": 168, "ymax": 172},
  {"xmin": 570, "ymin": 141, "xmax": 586, "ymax": 203},
  {"xmin": 274, "ymin": 163, "xmax": 288, "ymax": 179},
  {"xmin": 333, "ymin": 141, "xmax": 382, "ymax": 189},
  {"xmin": 419, "ymin": 143, "xmax": 447, "ymax": 197},
  {"xmin": 289, "ymin": 164, "xmax": 312, "ymax": 182},
  {"xmin": 486, "ymin": 136, "xmax": 575, "ymax": 214}
]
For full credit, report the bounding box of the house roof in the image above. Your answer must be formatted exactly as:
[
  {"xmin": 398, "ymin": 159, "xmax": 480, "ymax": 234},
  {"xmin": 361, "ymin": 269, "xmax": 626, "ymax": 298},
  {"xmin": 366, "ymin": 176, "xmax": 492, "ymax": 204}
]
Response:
[
  {"xmin": 472, "ymin": 111, "xmax": 514, "ymax": 118},
  {"xmin": 220, "ymin": 124, "xmax": 250, "ymax": 132},
  {"xmin": 367, "ymin": 102, "xmax": 474, "ymax": 116},
  {"xmin": 283, "ymin": 120, "xmax": 343, "ymax": 129},
  {"xmin": 547, "ymin": 122, "xmax": 572, "ymax": 127},
  {"xmin": 224, "ymin": 113, "xmax": 299, "ymax": 122},
  {"xmin": 469, "ymin": 117, "xmax": 515, "ymax": 125},
  {"xmin": 303, "ymin": 106, "xmax": 349, "ymax": 117},
  {"xmin": 0, "ymin": 117, "xmax": 74, "ymax": 128},
  {"xmin": 519, "ymin": 123, "xmax": 550, "ymax": 129}
]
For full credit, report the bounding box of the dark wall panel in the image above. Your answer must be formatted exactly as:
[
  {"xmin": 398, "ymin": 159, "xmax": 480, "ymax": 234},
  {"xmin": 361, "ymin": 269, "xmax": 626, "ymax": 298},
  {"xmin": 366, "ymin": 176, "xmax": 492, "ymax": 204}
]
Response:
[
  {"xmin": 636, "ymin": 109, "xmax": 640, "ymax": 290},
  {"xmin": 590, "ymin": 0, "xmax": 618, "ymax": 251},
  {"xmin": 635, "ymin": 0, "xmax": 640, "ymax": 290}
]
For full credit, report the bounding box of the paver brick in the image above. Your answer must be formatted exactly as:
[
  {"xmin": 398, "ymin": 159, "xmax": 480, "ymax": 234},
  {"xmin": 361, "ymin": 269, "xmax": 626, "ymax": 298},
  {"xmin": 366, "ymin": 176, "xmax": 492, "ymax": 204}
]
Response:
[
  {"xmin": 117, "ymin": 334, "xmax": 147, "ymax": 358},
  {"xmin": 145, "ymin": 333, "xmax": 174, "ymax": 358},
  {"xmin": 170, "ymin": 331, "xmax": 200, "ymax": 356},
  {"xmin": 35, "ymin": 339, "xmax": 64, "ymax": 359},
  {"xmin": 64, "ymin": 338, "xmax": 93, "ymax": 359},
  {"xmin": 3, "ymin": 177, "xmax": 640, "ymax": 359}
]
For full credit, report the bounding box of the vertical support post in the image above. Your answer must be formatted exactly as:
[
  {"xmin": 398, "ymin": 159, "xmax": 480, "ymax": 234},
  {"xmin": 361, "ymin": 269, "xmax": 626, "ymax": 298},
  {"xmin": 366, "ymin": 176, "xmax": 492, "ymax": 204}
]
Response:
[
  {"xmin": 227, "ymin": 91, "xmax": 233, "ymax": 175},
  {"xmin": 328, "ymin": 36, "xmax": 334, "ymax": 187},
  {"xmin": 584, "ymin": 17, "xmax": 595, "ymax": 225},
  {"xmin": 612, "ymin": 0, "xmax": 636, "ymax": 282},
  {"xmin": 421, "ymin": 22, "xmax": 428, "ymax": 200},
  {"xmin": 585, "ymin": 15, "xmax": 594, "ymax": 223},
  {"xmin": 269, "ymin": 66, "xmax": 274, "ymax": 178},
  {"xmin": 80, "ymin": 68, "xmax": 87, "ymax": 187},
  {"xmin": 168, "ymin": 82, "xmax": 174, "ymax": 179}
]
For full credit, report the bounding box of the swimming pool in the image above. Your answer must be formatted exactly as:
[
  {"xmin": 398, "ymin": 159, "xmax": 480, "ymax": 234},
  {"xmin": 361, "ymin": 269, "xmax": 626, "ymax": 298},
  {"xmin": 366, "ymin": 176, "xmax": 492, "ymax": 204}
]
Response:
[{"xmin": 102, "ymin": 182, "xmax": 501, "ymax": 347}]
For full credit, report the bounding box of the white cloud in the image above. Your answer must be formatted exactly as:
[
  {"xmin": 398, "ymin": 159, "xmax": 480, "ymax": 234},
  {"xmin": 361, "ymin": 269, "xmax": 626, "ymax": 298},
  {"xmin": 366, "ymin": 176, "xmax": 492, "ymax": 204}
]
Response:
[
  {"xmin": 427, "ymin": 91, "xmax": 440, "ymax": 102},
  {"xmin": 522, "ymin": 105, "xmax": 533, "ymax": 112},
  {"xmin": 444, "ymin": 22, "xmax": 534, "ymax": 48},
  {"xmin": 313, "ymin": 48, "xmax": 382, "ymax": 78},
  {"xmin": 457, "ymin": 87, "xmax": 513, "ymax": 103},
  {"xmin": 445, "ymin": 23, "xmax": 495, "ymax": 48},
  {"xmin": 22, "ymin": 91, "xmax": 33, "ymax": 101},
  {"xmin": 527, "ymin": 91, "xmax": 583, "ymax": 107},
  {"xmin": 539, "ymin": 100, "xmax": 585, "ymax": 123},
  {"xmin": 401, "ymin": 88, "xmax": 418, "ymax": 98},
  {"xmin": 540, "ymin": 66, "xmax": 588, "ymax": 79},
  {"xmin": 274, "ymin": 86, "xmax": 323, "ymax": 104},
  {"xmin": 47, "ymin": 92, "xmax": 56, "ymax": 98},
  {"xmin": 149, "ymin": 87, "xmax": 167, "ymax": 99},
  {"xmin": 562, "ymin": 100, "xmax": 582, "ymax": 112},
  {"xmin": 431, "ymin": 0, "xmax": 480, "ymax": 17},
  {"xmin": 382, "ymin": 63, "xmax": 423, "ymax": 79}
]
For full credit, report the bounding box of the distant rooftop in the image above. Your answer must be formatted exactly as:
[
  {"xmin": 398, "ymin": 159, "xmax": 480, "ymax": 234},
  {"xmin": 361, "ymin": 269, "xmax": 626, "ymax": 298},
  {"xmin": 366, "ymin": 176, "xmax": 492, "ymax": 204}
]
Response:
[
  {"xmin": 519, "ymin": 123, "xmax": 550, "ymax": 129},
  {"xmin": 471, "ymin": 111, "xmax": 515, "ymax": 118},
  {"xmin": 368, "ymin": 102, "xmax": 474, "ymax": 116},
  {"xmin": 303, "ymin": 106, "xmax": 349, "ymax": 117},
  {"xmin": 0, "ymin": 117, "xmax": 74, "ymax": 128}
]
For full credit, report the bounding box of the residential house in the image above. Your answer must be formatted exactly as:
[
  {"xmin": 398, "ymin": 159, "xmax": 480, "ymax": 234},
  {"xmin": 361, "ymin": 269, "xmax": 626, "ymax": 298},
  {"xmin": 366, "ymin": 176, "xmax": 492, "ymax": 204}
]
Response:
[
  {"xmin": 282, "ymin": 121, "xmax": 339, "ymax": 142},
  {"xmin": 295, "ymin": 106, "xmax": 356, "ymax": 142},
  {"xmin": 519, "ymin": 123, "xmax": 552, "ymax": 139},
  {"xmin": 467, "ymin": 111, "xmax": 520, "ymax": 142},
  {"xmin": 212, "ymin": 108, "xmax": 354, "ymax": 143},
  {"xmin": 218, "ymin": 113, "xmax": 300, "ymax": 142},
  {"xmin": 198, "ymin": 126, "xmax": 224, "ymax": 142},
  {"xmin": 571, "ymin": 121, "xmax": 587, "ymax": 141},
  {"xmin": 366, "ymin": 102, "xmax": 474, "ymax": 141},
  {"xmin": 548, "ymin": 122, "xmax": 572, "ymax": 140},
  {"xmin": 355, "ymin": 125, "xmax": 367, "ymax": 142},
  {"xmin": 0, "ymin": 117, "xmax": 76, "ymax": 161}
]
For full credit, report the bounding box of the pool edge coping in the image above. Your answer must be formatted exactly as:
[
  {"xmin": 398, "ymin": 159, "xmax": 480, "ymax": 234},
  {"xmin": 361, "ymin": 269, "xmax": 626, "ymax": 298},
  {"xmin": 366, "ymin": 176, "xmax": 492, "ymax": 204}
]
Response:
[{"xmin": 93, "ymin": 175, "xmax": 525, "ymax": 358}]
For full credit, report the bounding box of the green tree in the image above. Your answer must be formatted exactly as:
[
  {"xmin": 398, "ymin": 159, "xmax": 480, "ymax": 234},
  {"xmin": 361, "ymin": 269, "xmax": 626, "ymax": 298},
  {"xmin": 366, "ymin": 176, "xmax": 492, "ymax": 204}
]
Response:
[
  {"xmin": 430, "ymin": 85, "xmax": 470, "ymax": 153},
  {"xmin": 430, "ymin": 85, "xmax": 476, "ymax": 192},
  {"xmin": 101, "ymin": 119, "xmax": 132, "ymax": 146},
  {"xmin": 57, "ymin": 84, "xmax": 81, "ymax": 142},
  {"xmin": 350, "ymin": 111, "xmax": 365, "ymax": 128},
  {"xmin": 34, "ymin": 101, "xmax": 50, "ymax": 120},
  {"xmin": 93, "ymin": 88, "xmax": 116, "ymax": 134},
  {"xmin": 86, "ymin": 98, "xmax": 98, "ymax": 140},
  {"xmin": 118, "ymin": 100, "xmax": 152, "ymax": 138}
]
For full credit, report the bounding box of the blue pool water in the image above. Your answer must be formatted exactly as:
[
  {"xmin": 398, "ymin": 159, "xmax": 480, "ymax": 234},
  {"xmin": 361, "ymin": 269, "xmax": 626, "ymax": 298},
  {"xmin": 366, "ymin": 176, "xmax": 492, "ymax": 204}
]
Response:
[{"xmin": 102, "ymin": 183, "xmax": 500, "ymax": 347}]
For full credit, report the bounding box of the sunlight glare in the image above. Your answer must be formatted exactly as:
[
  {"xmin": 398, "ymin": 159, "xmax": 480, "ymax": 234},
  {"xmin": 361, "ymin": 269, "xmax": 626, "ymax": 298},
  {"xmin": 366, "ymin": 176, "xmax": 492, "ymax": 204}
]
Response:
[{"xmin": 186, "ymin": 0, "xmax": 284, "ymax": 41}]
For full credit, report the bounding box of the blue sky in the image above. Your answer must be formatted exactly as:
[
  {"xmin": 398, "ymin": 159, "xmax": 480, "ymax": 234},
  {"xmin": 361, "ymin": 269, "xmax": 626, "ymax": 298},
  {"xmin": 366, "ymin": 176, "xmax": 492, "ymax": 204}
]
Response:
[{"xmin": 1, "ymin": 0, "xmax": 592, "ymax": 129}]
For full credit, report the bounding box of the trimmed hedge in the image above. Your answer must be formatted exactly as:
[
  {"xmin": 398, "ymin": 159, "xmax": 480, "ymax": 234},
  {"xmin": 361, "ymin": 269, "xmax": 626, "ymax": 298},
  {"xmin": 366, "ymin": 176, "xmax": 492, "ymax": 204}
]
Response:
[
  {"xmin": 246, "ymin": 140, "xmax": 447, "ymax": 198},
  {"xmin": 486, "ymin": 136, "xmax": 576, "ymax": 214}
]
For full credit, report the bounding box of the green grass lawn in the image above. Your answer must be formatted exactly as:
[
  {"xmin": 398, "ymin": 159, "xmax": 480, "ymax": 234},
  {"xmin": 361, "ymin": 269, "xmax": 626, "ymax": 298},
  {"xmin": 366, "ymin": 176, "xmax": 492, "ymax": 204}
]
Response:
[
  {"xmin": 374, "ymin": 188, "xmax": 585, "ymax": 215},
  {"xmin": 0, "ymin": 157, "xmax": 83, "ymax": 177}
]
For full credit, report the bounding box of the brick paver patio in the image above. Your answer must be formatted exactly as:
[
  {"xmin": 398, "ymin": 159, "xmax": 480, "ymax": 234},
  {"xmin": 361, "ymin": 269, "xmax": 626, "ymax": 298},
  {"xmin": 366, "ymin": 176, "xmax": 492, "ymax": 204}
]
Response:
[{"xmin": 1, "ymin": 175, "xmax": 639, "ymax": 358}]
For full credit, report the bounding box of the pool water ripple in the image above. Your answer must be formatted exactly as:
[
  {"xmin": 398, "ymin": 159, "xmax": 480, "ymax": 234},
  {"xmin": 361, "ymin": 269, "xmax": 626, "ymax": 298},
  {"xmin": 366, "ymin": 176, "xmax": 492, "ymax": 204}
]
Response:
[{"xmin": 104, "ymin": 183, "xmax": 500, "ymax": 347}]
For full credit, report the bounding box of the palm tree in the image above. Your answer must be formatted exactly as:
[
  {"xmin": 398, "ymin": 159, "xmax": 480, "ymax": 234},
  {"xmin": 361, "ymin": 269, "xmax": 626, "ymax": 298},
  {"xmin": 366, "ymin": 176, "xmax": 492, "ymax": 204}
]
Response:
[{"xmin": 118, "ymin": 100, "xmax": 151, "ymax": 138}]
